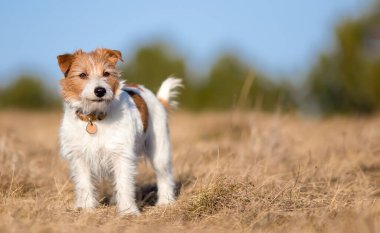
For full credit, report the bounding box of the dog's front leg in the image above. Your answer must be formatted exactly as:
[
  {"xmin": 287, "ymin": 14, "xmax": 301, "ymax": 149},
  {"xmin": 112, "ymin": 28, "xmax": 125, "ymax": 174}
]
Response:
[
  {"xmin": 112, "ymin": 152, "xmax": 139, "ymax": 215},
  {"xmin": 70, "ymin": 158, "xmax": 97, "ymax": 209}
]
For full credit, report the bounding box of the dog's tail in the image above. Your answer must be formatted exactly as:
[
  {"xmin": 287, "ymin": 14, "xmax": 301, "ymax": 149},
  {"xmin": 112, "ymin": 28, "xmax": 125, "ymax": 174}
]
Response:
[{"xmin": 157, "ymin": 77, "xmax": 183, "ymax": 111}]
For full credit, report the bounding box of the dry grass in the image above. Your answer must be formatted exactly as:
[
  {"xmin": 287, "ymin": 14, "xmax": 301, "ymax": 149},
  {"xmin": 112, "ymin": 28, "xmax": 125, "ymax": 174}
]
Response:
[{"xmin": 0, "ymin": 110, "xmax": 380, "ymax": 232}]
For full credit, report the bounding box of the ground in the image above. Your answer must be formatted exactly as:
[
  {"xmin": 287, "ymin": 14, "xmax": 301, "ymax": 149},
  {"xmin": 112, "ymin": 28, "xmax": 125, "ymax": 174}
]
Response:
[{"xmin": 0, "ymin": 111, "xmax": 379, "ymax": 233}]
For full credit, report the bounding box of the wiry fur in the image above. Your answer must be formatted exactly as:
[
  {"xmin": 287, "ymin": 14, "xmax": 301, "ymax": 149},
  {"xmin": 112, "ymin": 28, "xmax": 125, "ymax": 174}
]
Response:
[
  {"xmin": 57, "ymin": 48, "xmax": 182, "ymax": 214},
  {"xmin": 157, "ymin": 77, "xmax": 184, "ymax": 110}
]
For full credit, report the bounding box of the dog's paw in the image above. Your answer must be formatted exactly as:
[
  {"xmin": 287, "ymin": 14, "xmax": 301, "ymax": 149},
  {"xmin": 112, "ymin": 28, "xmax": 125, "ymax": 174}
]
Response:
[
  {"xmin": 156, "ymin": 196, "xmax": 175, "ymax": 206},
  {"xmin": 75, "ymin": 200, "xmax": 97, "ymax": 210},
  {"xmin": 117, "ymin": 205, "xmax": 140, "ymax": 216}
]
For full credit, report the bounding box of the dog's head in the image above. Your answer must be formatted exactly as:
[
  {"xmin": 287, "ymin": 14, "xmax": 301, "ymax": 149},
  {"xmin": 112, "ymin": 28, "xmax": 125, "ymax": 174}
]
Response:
[{"xmin": 57, "ymin": 48, "xmax": 123, "ymax": 114}]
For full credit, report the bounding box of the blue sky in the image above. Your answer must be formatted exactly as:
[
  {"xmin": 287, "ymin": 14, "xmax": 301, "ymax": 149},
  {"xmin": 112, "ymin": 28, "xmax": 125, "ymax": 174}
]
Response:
[{"xmin": 0, "ymin": 0, "xmax": 372, "ymax": 87}]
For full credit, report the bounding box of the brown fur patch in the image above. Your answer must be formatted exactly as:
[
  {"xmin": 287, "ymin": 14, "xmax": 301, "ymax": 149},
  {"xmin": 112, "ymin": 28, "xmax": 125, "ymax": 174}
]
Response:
[
  {"xmin": 57, "ymin": 54, "xmax": 74, "ymax": 76},
  {"xmin": 126, "ymin": 90, "xmax": 149, "ymax": 133},
  {"xmin": 58, "ymin": 49, "xmax": 123, "ymax": 101},
  {"xmin": 106, "ymin": 76, "xmax": 120, "ymax": 96},
  {"xmin": 158, "ymin": 98, "xmax": 171, "ymax": 111},
  {"xmin": 60, "ymin": 75, "xmax": 88, "ymax": 100},
  {"xmin": 98, "ymin": 49, "xmax": 124, "ymax": 65}
]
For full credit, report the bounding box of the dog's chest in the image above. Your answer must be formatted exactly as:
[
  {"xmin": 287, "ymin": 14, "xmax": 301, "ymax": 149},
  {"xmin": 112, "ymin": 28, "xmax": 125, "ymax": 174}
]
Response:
[{"xmin": 60, "ymin": 112, "xmax": 143, "ymax": 163}]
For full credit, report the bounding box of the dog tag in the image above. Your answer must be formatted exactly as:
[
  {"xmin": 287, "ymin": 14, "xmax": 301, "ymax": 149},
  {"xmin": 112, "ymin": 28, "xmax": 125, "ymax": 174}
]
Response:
[{"xmin": 86, "ymin": 122, "xmax": 97, "ymax": 134}]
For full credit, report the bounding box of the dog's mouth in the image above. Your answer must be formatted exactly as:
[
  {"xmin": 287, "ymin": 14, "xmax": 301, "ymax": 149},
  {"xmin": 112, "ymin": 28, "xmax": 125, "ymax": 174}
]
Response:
[
  {"xmin": 83, "ymin": 97, "xmax": 112, "ymax": 104},
  {"xmin": 88, "ymin": 97, "xmax": 112, "ymax": 103},
  {"xmin": 91, "ymin": 99, "xmax": 105, "ymax": 102}
]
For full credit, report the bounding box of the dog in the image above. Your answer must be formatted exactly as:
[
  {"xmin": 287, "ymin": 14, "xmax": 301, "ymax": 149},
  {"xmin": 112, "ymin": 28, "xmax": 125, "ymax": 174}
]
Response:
[{"xmin": 57, "ymin": 48, "xmax": 182, "ymax": 214}]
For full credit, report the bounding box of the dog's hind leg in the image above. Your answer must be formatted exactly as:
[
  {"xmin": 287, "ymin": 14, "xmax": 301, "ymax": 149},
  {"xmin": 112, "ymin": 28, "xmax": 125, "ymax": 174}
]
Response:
[{"xmin": 146, "ymin": 115, "xmax": 175, "ymax": 205}]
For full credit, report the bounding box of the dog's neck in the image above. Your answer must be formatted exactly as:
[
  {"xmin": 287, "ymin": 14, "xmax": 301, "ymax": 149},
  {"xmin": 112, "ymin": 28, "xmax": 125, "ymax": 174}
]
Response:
[{"xmin": 74, "ymin": 109, "xmax": 107, "ymax": 122}]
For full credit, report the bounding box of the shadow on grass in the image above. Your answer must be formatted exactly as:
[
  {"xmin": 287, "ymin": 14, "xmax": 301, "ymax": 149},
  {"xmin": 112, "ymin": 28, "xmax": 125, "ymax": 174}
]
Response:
[
  {"xmin": 98, "ymin": 180, "xmax": 183, "ymax": 209},
  {"xmin": 135, "ymin": 181, "xmax": 183, "ymax": 208}
]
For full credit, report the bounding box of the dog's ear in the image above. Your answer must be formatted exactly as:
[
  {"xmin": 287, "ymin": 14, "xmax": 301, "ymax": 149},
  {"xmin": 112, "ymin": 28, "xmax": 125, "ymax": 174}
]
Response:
[
  {"xmin": 57, "ymin": 53, "xmax": 74, "ymax": 77},
  {"xmin": 102, "ymin": 49, "xmax": 124, "ymax": 65}
]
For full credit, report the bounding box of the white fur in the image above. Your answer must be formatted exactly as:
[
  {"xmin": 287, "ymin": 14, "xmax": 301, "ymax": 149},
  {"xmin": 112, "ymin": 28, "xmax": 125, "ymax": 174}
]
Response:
[
  {"xmin": 60, "ymin": 78, "xmax": 182, "ymax": 214},
  {"xmin": 156, "ymin": 77, "xmax": 184, "ymax": 110}
]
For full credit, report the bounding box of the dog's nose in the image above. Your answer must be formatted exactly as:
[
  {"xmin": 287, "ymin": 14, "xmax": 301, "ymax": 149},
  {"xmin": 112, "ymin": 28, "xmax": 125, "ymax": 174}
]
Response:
[{"xmin": 94, "ymin": 87, "xmax": 106, "ymax": 97}]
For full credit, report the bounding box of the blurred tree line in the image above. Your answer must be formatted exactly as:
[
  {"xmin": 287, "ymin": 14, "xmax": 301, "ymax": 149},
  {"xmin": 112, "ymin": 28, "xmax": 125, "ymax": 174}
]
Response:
[
  {"xmin": 1, "ymin": 4, "xmax": 380, "ymax": 114},
  {"xmin": 122, "ymin": 44, "xmax": 295, "ymax": 111},
  {"xmin": 0, "ymin": 44, "xmax": 296, "ymax": 112},
  {"xmin": 0, "ymin": 76, "xmax": 59, "ymax": 110},
  {"xmin": 307, "ymin": 5, "xmax": 380, "ymax": 114}
]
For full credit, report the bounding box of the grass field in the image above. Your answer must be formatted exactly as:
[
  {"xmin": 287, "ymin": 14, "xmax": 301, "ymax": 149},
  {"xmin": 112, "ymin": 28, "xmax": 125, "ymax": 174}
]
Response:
[{"xmin": 0, "ymin": 110, "xmax": 379, "ymax": 233}]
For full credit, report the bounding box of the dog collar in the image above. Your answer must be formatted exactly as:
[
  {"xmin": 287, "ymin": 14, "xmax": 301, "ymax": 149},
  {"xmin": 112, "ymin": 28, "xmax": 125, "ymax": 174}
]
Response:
[{"xmin": 75, "ymin": 110, "xmax": 107, "ymax": 134}]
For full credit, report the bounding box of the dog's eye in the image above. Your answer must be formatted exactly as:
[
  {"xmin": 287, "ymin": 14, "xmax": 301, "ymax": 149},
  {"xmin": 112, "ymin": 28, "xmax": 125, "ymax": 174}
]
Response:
[
  {"xmin": 79, "ymin": 73, "xmax": 87, "ymax": 79},
  {"xmin": 103, "ymin": 71, "xmax": 110, "ymax": 77}
]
